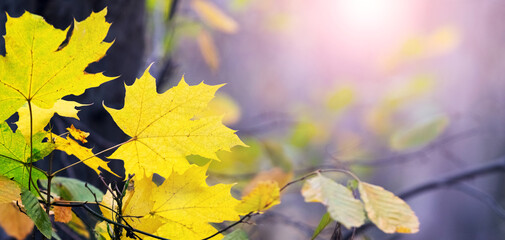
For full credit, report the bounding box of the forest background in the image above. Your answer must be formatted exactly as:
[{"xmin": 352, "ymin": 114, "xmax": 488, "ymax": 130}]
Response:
[{"xmin": 1, "ymin": 0, "xmax": 505, "ymax": 239}]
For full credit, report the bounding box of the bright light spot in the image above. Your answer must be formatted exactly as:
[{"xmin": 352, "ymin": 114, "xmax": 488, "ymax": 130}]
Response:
[{"xmin": 337, "ymin": 0, "xmax": 408, "ymax": 33}]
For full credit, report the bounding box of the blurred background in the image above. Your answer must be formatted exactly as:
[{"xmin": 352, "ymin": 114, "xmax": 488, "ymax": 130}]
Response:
[{"xmin": 1, "ymin": 0, "xmax": 505, "ymax": 239}]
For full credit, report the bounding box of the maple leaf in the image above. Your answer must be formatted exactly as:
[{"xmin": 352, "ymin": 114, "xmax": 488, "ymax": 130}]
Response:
[
  {"xmin": 0, "ymin": 9, "xmax": 115, "ymax": 123},
  {"xmin": 0, "ymin": 123, "xmax": 53, "ymax": 193},
  {"xmin": 0, "ymin": 175, "xmax": 21, "ymax": 203},
  {"xmin": 105, "ymin": 67, "xmax": 245, "ymax": 177},
  {"xmin": 236, "ymin": 181, "xmax": 281, "ymax": 214},
  {"xmin": 100, "ymin": 165, "xmax": 240, "ymax": 240},
  {"xmin": 16, "ymin": 100, "xmax": 87, "ymax": 140}
]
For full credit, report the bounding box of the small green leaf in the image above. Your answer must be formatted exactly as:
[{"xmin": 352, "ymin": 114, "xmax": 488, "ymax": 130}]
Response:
[
  {"xmin": 21, "ymin": 188, "xmax": 52, "ymax": 239},
  {"xmin": 223, "ymin": 229, "xmax": 249, "ymax": 240},
  {"xmin": 347, "ymin": 179, "xmax": 358, "ymax": 191},
  {"xmin": 311, "ymin": 212, "xmax": 333, "ymax": 240},
  {"xmin": 40, "ymin": 177, "xmax": 104, "ymax": 202}
]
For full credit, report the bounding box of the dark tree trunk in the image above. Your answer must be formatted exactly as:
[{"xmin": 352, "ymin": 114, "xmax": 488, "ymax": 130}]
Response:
[{"xmin": 0, "ymin": 1, "xmax": 147, "ymax": 239}]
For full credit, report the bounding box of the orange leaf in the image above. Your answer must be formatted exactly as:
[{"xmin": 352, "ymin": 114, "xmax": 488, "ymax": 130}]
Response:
[
  {"xmin": 53, "ymin": 206, "xmax": 72, "ymax": 223},
  {"xmin": 0, "ymin": 203, "xmax": 34, "ymax": 240}
]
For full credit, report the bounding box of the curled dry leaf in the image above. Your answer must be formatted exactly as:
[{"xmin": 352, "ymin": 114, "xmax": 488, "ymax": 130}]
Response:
[{"xmin": 67, "ymin": 124, "xmax": 90, "ymax": 143}]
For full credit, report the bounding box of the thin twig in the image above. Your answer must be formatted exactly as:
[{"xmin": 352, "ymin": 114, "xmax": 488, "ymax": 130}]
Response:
[
  {"xmin": 82, "ymin": 204, "xmax": 170, "ymax": 240},
  {"xmin": 343, "ymin": 156, "xmax": 505, "ymax": 239},
  {"xmin": 51, "ymin": 140, "xmax": 130, "ymax": 176},
  {"xmin": 202, "ymin": 212, "xmax": 258, "ymax": 240}
]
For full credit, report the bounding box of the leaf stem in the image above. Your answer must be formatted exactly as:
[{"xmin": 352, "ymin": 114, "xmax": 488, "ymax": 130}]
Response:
[
  {"xmin": 27, "ymin": 100, "xmax": 34, "ymax": 191},
  {"xmin": 45, "ymin": 133, "xmax": 55, "ymax": 216},
  {"xmin": 51, "ymin": 140, "xmax": 130, "ymax": 176}
]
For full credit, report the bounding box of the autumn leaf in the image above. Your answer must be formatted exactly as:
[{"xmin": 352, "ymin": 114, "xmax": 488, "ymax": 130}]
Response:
[
  {"xmin": 301, "ymin": 174, "xmax": 365, "ymax": 229},
  {"xmin": 191, "ymin": 0, "xmax": 239, "ymax": 33},
  {"xmin": 0, "ymin": 123, "xmax": 53, "ymax": 193},
  {"xmin": 67, "ymin": 124, "xmax": 90, "ymax": 143},
  {"xmin": 100, "ymin": 165, "xmax": 240, "ymax": 240},
  {"xmin": 53, "ymin": 205, "xmax": 72, "ymax": 223},
  {"xmin": 0, "ymin": 9, "xmax": 115, "ymax": 123},
  {"xmin": 0, "ymin": 175, "xmax": 21, "ymax": 203},
  {"xmin": 242, "ymin": 167, "xmax": 293, "ymax": 196},
  {"xmin": 0, "ymin": 203, "xmax": 34, "ymax": 240},
  {"xmin": 52, "ymin": 134, "xmax": 118, "ymax": 176},
  {"xmin": 16, "ymin": 100, "xmax": 87, "ymax": 140},
  {"xmin": 236, "ymin": 181, "xmax": 280, "ymax": 214},
  {"xmin": 197, "ymin": 29, "xmax": 220, "ymax": 71},
  {"xmin": 67, "ymin": 212, "xmax": 90, "ymax": 238},
  {"xmin": 105, "ymin": 67, "xmax": 245, "ymax": 178},
  {"xmin": 358, "ymin": 182, "xmax": 419, "ymax": 234}
]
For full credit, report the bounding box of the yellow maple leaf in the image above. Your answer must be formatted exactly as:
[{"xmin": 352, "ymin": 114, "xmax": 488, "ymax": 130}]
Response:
[
  {"xmin": 105, "ymin": 67, "xmax": 245, "ymax": 177},
  {"xmin": 0, "ymin": 9, "xmax": 115, "ymax": 123},
  {"xmin": 100, "ymin": 165, "xmax": 240, "ymax": 240},
  {"xmin": 358, "ymin": 182, "xmax": 419, "ymax": 234},
  {"xmin": 67, "ymin": 124, "xmax": 90, "ymax": 143},
  {"xmin": 52, "ymin": 134, "xmax": 118, "ymax": 177},
  {"xmin": 16, "ymin": 100, "xmax": 87, "ymax": 140},
  {"xmin": 236, "ymin": 181, "xmax": 280, "ymax": 214}
]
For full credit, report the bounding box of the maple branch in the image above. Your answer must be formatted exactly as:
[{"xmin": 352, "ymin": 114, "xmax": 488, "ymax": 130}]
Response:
[
  {"xmin": 343, "ymin": 155, "xmax": 505, "ymax": 240},
  {"xmin": 82, "ymin": 204, "xmax": 171, "ymax": 240},
  {"xmin": 345, "ymin": 128, "xmax": 481, "ymax": 167}
]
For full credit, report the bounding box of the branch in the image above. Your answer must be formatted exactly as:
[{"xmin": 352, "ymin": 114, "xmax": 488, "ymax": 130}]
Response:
[
  {"xmin": 202, "ymin": 212, "xmax": 258, "ymax": 240},
  {"xmin": 82, "ymin": 204, "xmax": 170, "ymax": 240},
  {"xmin": 343, "ymin": 155, "xmax": 505, "ymax": 239}
]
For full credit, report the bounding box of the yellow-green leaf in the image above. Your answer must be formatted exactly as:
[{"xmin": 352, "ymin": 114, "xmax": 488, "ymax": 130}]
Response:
[
  {"xmin": 0, "ymin": 123, "xmax": 52, "ymax": 193},
  {"xmin": 390, "ymin": 115, "xmax": 449, "ymax": 151},
  {"xmin": 16, "ymin": 100, "xmax": 87, "ymax": 140},
  {"xmin": 0, "ymin": 9, "xmax": 115, "ymax": 123},
  {"xmin": 0, "ymin": 175, "xmax": 21, "ymax": 203},
  {"xmin": 301, "ymin": 174, "xmax": 365, "ymax": 229},
  {"xmin": 52, "ymin": 134, "xmax": 118, "ymax": 177},
  {"xmin": 191, "ymin": 0, "xmax": 239, "ymax": 33},
  {"xmin": 236, "ymin": 181, "xmax": 280, "ymax": 214},
  {"xmin": 358, "ymin": 182, "xmax": 419, "ymax": 234},
  {"xmin": 105, "ymin": 67, "xmax": 245, "ymax": 178}
]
